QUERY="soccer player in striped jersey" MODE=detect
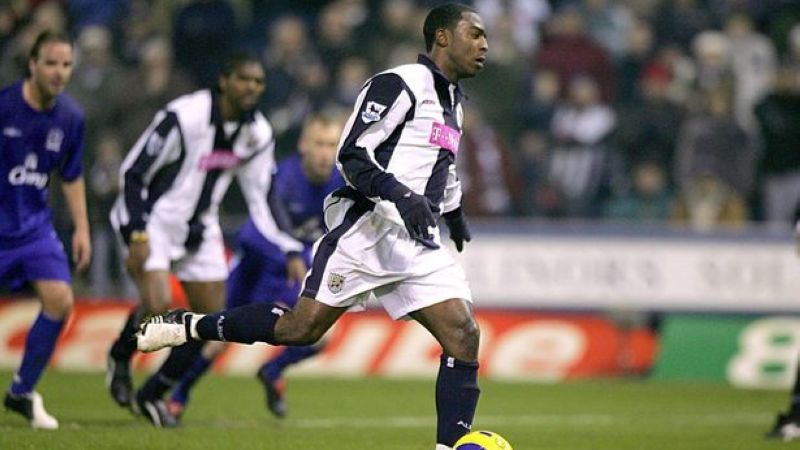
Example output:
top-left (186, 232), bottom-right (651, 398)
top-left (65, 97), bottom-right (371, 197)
top-left (1, 31), bottom-right (90, 429)
top-left (107, 53), bottom-right (305, 427)
top-left (166, 112), bottom-right (345, 419)
top-left (138, 4), bottom-right (487, 447)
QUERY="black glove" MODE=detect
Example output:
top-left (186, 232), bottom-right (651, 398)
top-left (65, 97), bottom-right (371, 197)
top-left (443, 207), bottom-right (471, 252)
top-left (394, 190), bottom-right (439, 249)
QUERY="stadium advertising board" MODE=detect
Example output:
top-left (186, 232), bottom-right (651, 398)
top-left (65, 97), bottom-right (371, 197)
top-left (655, 315), bottom-right (800, 389)
top-left (459, 234), bottom-right (800, 312)
top-left (0, 301), bottom-right (656, 381)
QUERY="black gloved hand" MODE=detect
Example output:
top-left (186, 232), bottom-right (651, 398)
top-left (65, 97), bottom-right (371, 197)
top-left (394, 190), bottom-right (438, 248)
top-left (443, 207), bottom-right (471, 252)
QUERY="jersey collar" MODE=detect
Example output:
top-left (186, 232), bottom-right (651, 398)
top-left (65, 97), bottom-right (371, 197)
top-left (417, 54), bottom-right (464, 102)
top-left (209, 89), bottom-right (256, 125)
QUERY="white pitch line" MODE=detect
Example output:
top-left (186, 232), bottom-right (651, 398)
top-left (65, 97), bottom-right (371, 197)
top-left (284, 412), bottom-right (768, 429)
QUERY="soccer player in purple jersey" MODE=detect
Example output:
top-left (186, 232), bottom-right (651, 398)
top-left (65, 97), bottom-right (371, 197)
top-left (166, 113), bottom-right (345, 419)
top-left (0, 31), bottom-right (91, 429)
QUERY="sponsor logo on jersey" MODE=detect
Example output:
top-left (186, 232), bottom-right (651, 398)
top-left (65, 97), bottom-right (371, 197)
top-left (8, 152), bottom-right (48, 188)
top-left (198, 150), bottom-right (241, 170)
top-left (327, 272), bottom-right (346, 294)
top-left (45, 128), bottom-right (64, 152)
top-left (420, 99), bottom-right (436, 106)
top-left (429, 122), bottom-right (461, 154)
top-left (361, 101), bottom-right (386, 123)
top-left (2, 126), bottom-right (21, 138)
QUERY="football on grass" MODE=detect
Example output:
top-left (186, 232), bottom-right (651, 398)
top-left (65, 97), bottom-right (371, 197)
top-left (454, 430), bottom-right (513, 450)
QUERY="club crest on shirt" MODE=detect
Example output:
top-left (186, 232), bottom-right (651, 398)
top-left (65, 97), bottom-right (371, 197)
top-left (327, 272), bottom-right (346, 294)
top-left (45, 128), bottom-right (63, 152)
top-left (361, 101), bottom-right (386, 123)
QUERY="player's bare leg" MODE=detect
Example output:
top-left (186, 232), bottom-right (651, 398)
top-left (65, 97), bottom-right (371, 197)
top-left (4, 280), bottom-right (73, 430)
top-left (409, 299), bottom-right (481, 449)
top-left (135, 280), bottom-right (225, 427)
top-left (107, 270), bottom-right (171, 408)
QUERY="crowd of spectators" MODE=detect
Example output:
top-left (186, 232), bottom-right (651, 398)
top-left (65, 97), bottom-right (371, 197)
top-left (2, 0), bottom-right (800, 292)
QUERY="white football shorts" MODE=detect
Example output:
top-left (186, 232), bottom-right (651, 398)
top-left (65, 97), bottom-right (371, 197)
top-left (118, 215), bottom-right (228, 282)
top-left (301, 196), bottom-right (472, 320)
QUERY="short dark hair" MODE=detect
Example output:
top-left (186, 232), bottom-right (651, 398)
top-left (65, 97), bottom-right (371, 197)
top-left (29, 30), bottom-right (72, 61)
top-left (423, 3), bottom-right (475, 52)
top-left (220, 51), bottom-right (263, 77)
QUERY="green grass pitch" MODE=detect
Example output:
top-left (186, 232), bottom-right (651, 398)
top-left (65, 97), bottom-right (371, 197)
top-left (0, 370), bottom-right (788, 449)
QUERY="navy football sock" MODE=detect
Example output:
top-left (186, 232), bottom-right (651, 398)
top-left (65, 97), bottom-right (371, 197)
top-left (170, 354), bottom-right (214, 405)
top-left (261, 345), bottom-right (321, 380)
top-left (10, 312), bottom-right (64, 395)
top-left (435, 354), bottom-right (480, 447)
top-left (138, 340), bottom-right (203, 400)
top-left (110, 306), bottom-right (143, 361)
top-left (195, 303), bottom-right (288, 345)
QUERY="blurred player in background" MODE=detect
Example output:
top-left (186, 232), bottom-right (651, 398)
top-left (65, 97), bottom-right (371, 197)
top-left (107, 52), bottom-right (305, 427)
top-left (0, 31), bottom-right (91, 429)
top-left (766, 219), bottom-right (800, 441)
top-left (138, 4), bottom-right (487, 448)
top-left (166, 112), bottom-right (345, 419)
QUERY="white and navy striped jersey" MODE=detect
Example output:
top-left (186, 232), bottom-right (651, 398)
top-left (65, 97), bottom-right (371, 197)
top-left (335, 54), bottom-right (465, 226)
top-left (110, 89), bottom-right (302, 254)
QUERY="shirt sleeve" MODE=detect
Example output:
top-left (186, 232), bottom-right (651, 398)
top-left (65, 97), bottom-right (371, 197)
top-left (237, 141), bottom-right (304, 254)
top-left (337, 72), bottom-right (415, 202)
top-left (118, 110), bottom-right (183, 236)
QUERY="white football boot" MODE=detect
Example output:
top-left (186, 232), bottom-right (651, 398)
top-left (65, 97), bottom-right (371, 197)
top-left (136, 309), bottom-right (194, 352)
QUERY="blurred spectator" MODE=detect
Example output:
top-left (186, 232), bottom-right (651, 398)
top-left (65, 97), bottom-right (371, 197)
top-left (0, 1), bottom-right (67, 85)
top-left (261, 15), bottom-right (327, 150)
top-left (754, 69), bottom-right (800, 225)
top-left (463, 10), bottom-right (528, 139)
top-left (0, 3), bottom-right (19, 52)
top-left (536, 5), bottom-right (616, 102)
top-left (655, 0), bottom-right (715, 51)
top-left (582, 0), bottom-right (635, 60)
top-left (117, 0), bottom-right (171, 64)
top-left (457, 109), bottom-right (523, 217)
top-left (520, 69), bottom-right (561, 132)
top-left (543, 75), bottom-right (618, 217)
top-left (367, 0), bottom-right (421, 70)
top-left (315, 1), bottom-right (359, 71)
top-left (87, 132), bottom-right (126, 296)
top-left (517, 129), bottom-right (557, 216)
top-left (784, 24), bottom-right (800, 71)
top-left (651, 44), bottom-right (696, 105)
top-left (725, 13), bottom-right (778, 135)
top-left (616, 17), bottom-right (656, 104)
top-left (615, 63), bottom-right (686, 183)
top-left (690, 31), bottom-right (735, 110)
top-left (66, 25), bottom-right (126, 154)
top-left (674, 89), bottom-right (756, 199)
top-left (172, 0), bottom-right (237, 88)
top-left (328, 55), bottom-right (370, 108)
top-left (672, 173), bottom-right (748, 231)
top-left (111, 36), bottom-right (195, 150)
top-left (475, 0), bottom-right (551, 55)
top-left (67, 0), bottom-right (125, 33)
top-left (605, 159), bottom-right (674, 222)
